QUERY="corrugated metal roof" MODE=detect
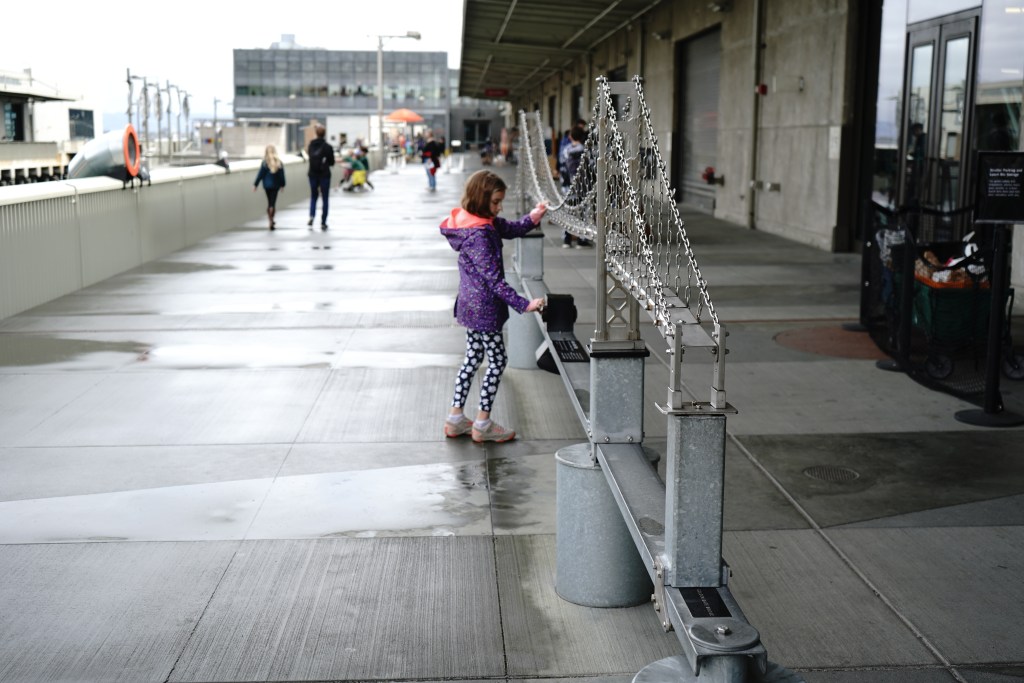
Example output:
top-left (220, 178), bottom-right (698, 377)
top-left (458, 0), bottom-right (664, 99)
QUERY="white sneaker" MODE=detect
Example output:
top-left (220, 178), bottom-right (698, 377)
top-left (472, 421), bottom-right (516, 443)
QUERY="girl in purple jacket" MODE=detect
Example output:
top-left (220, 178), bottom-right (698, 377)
top-left (441, 170), bottom-right (547, 443)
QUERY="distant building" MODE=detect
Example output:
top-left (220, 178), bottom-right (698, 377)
top-left (1, 68), bottom-right (102, 184)
top-left (232, 36), bottom-right (504, 153)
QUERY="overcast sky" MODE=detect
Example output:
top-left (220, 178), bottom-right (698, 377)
top-left (2, 0), bottom-right (465, 120)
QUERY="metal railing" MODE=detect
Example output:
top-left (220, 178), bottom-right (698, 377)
top-left (511, 78), bottom-right (801, 683)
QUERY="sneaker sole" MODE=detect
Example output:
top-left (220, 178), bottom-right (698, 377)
top-left (472, 431), bottom-right (516, 443)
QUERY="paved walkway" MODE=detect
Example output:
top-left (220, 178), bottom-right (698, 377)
top-left (0, 157), bottom-right (1022, 683)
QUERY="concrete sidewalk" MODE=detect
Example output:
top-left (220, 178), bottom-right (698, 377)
top-left (0, 156), bottom-right (1022, 683)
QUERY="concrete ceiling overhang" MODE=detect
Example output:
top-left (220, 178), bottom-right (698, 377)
top-left (458, 0), bottom-right (663, 100)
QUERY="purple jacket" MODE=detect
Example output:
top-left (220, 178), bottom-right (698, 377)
top-left (440, 208), bottom-right (538, 332)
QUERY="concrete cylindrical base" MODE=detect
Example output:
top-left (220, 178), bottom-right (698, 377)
top-left (555, 443), bottom-right (653, 607)
top-left (507, 311), bottom-right (544, 369)
top-left (507, 275), bottom-right (544, 369)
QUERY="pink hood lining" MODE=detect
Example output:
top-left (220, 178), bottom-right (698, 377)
top-left (443, 208), bottom-right (492, 229)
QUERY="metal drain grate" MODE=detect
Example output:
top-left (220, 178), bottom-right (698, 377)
top-left (803, 465), bottom-right (860, 482)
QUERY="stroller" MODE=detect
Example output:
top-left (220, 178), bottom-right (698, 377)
top-left (340, 152), bottom-right (373, 192)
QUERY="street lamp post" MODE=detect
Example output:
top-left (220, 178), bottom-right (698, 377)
top-left (130, 75), bottom-right (150, 154)
top-left (288, 93), bottom-right (297, 153)
top-left (126, 69), bottom-right (134, 130)
top-left (181, 91), bottom-right (191, 150)
top-left (377, 31), bottom-right (421, 157)
top-left (213, 97), bottom-right (221, 157)
top-left (212, 98), bottom-right (233, 159)
top-left (154, 85), bottom-right (164, 162)
top-left (166, 81), bottom-right (177, 156)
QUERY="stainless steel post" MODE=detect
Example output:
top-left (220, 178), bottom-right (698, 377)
top-left (664, 413), bottom-right (726, 587)
top-left (508, 234), bottom-right (545, 369)
top-left (594, 82), bottom-right (609, 342)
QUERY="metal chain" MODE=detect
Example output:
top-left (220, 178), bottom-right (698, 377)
top-left (631, 75), bottom-right (719, 326)
top-left (513, 75), bottom-right (721, 337)
top-left (595, 77), bottom-right (673, 330)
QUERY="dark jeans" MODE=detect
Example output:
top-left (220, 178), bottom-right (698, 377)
top-left (308, 175), bottom-right (331, 223)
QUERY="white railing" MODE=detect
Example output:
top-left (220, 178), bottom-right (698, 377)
top-left (0, 156), bottom-right (305, 320)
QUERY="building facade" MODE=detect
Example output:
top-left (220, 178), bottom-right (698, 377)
top-left (233, 36), bottom-right (504, 155)
top-left (461, 0), bottom-right (1023, 285)
top-left (1, 68), bottom-right (101, 184)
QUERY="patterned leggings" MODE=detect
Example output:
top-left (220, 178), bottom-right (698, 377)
top-left (451, 330), bottom-right (508, 413)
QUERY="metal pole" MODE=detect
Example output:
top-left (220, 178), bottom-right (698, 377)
top-left (155, 85), bottom-right (163, 162)
top-left (213, 97), bottom-right (219, 157)
top-left (376, 32), bottom-right (421, 164)
top-left (166, 81), bottom-right (174, 156)
top-left (154, 85), bottom-right (162, 162)
top-left (174, 86), bottom-right (182, 155)
top-left (594, 80), bottom-right (609, 342)
top-left (141, 78), bottom-right (150, 158)
top-left (377, 36), bottom-right (385, 156)
top-left (182, 92), bottom-right (191, 150)
top-left (126, 69), bottom-right (133, 130)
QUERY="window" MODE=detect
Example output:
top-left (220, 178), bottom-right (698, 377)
top-left (68, 109), bottom-right (94, 140)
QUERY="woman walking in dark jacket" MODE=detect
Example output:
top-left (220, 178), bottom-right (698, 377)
top-left (253, 145), bottom-right (286, 230)
top-left (440, 170), bottom-right (547, 443)
top-left (306, 125), bottom-right (335, 230)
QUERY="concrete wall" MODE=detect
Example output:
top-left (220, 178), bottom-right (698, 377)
top-left (0, 156), bottom-right (305, 321)
top-left (512, 0), bottom-right (850, 253)
top-left (507, 0), bottom-right (1024, 291)
top-left (745, 1), bottom-right (853, 249)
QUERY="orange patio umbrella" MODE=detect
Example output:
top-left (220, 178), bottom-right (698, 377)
top-left (385, 108), bottom-right (425, 123)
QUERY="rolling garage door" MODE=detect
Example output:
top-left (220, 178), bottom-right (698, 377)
top-left (677, 28), bottom-right (721, 212)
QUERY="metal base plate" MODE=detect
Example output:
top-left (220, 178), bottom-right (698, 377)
top-left (954, 408), bottom-right (1024, 427)
top-left (633, 656), bottom-right (804, 683)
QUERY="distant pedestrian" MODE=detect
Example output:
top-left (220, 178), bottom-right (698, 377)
top-left (559, 125), bottom-right (590, 248)
top-left (252, 145), bottom-right (285, 230)
top-left (421, 132), bottom-right (444, 191)
top-left (306, 125), bottom-right (335, 230)
top-left (440, 170), bottom-right (547, 443)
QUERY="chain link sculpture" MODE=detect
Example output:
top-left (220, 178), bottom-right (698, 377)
top-left (515, 76), bottom-right (721, 346)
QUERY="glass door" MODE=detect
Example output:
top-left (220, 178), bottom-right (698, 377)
top-left (899, 15), bottom-right (977, 211)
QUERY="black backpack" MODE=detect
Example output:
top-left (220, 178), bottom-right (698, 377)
top-left (309, 141), bottom-right (332, 175)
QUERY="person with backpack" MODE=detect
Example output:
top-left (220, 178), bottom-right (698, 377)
top-left (421, 132), bottom-right (444, 192)
top-left (306, 125), bottom-right (335, 230)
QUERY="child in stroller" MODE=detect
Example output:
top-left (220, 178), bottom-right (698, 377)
top-left (340, 149), bottom-right (373, 192)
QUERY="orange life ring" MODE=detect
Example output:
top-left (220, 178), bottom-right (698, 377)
top-left (122, 124), bottom-right (141, 177)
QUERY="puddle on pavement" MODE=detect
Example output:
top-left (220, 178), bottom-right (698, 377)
top-left (144, 343), bottom-right (334, 369)
top-left (252, 461), bottom-right (491, 539)
top-left (335, 351), bottom-right (461, 369)
top-left (0, 462), bottom-right (493, 543)
top-left (0, 337), bottom-right (150, 368)
top-left (174, 294), bottom-right (453, 315)
top-left (0, 479), bottom-right (268, 544)
top-left (141, 345), bottom-right (457, 369)
top-left (265, 262), bottom-right (334, 272)
top-left (134, 262), bottom-right (235, 274)
top-left (487, 456), bottom-right (554, 532)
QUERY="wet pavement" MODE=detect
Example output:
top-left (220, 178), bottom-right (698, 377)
top-left (0, 156), bottom-right (1023, 683)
